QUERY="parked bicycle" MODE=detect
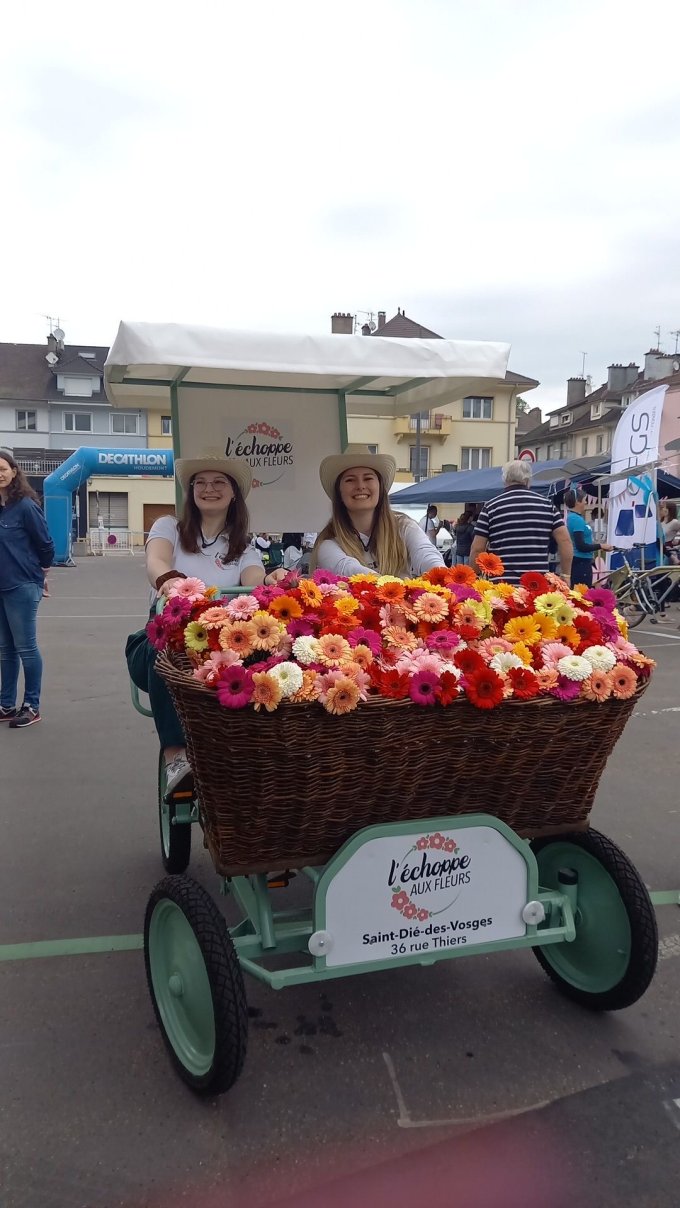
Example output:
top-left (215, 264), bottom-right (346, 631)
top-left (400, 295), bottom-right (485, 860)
top-left (603, 546), bottom-right (680, 628)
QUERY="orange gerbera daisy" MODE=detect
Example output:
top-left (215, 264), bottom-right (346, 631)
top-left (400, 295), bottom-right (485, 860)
top-left (251, 671), bottom-right (283, 712)
top-left (609, 663), bottom-right (638, 700)
top-left (290, 669), bottom-right (321, 703)
top-left (269, 594), bottom-right (303, 622)
top-left (316, 633), bottom-right (351, 665)
top-left (383, 625), bottom-right (419, 651)
top-left (348, 643), bottom-right (374, 669)
top-left (324, 676), bottom-right (361, 715)
top-left (582, 671), bottom-right (611, 703)
top-left (298, 580), bottom-right (323, 608)
top-left (476, 552), bottom-right (505, 577)
top-left (414, 592), bottom-right (450, 623)
top-left (535, 666), bottom-right (559, 690)
top-left (251, 610), bottom-right (284, 651)
top-left (376, 580), bottom-right (406, 604)
top-left (218, 619), bottom-right (257, 657)
top-left (423, 566), bottom-right (453, 587)
top-left (554, 623), bottom-right (580, 649)
top-left (448, 564), bottom-right (477, 586)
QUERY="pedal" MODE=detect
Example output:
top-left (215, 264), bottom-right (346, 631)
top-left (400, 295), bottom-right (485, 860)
top-left (267, 871), bottom-right (296, 889)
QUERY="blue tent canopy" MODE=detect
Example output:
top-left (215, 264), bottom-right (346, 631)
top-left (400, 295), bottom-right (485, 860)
top-left (391, 459), bottom-right (680, 506)
top-left (390, 460), bottom-right (571, 505)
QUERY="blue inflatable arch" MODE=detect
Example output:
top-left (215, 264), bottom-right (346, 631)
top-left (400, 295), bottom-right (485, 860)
top-left (44, 447), bottom-right (175, 565)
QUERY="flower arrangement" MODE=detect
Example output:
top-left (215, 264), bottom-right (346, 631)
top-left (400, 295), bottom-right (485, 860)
top-left (148, 561), bottom-right (653, 715)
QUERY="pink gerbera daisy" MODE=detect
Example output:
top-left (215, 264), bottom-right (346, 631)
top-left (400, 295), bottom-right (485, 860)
top-left (347, 627), bottom-right (381, 655)
top-left (540, 641), bottom-right (575, 667)
top-left (426, 629), bottom-right (461, 654)
top-left (146, 614), bottom-right (168, 650)
top-left (225, 594), bottom-right (259, 619)
top-left (550, 675), bottom-right (581, 702)
top-left (167, 577), bottom-right (207, 601)
top-left (409, 670), bottom-right (440, 706)
top-left (215, 665), bottom-right (253, 708)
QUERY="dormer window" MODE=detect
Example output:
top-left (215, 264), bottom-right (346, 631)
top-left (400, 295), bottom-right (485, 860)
top-left (549, 414), bottom-right (559, 428)
top-left (591, 402), bottom-right (602, 419)
top-left (560, 413), bottom-right (571, 426)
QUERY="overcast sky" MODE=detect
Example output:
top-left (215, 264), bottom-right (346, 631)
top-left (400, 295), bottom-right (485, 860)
top-left (2, 0), bottom-right (679, 413)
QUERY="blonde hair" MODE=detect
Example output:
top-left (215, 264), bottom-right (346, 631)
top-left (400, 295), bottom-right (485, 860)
top-left (312, 472), bottom-right (410, 576)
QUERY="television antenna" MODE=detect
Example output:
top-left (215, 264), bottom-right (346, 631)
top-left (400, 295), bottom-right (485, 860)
top-left (670, 329), bottom-right (680, 354)
top-left (354, 310), bottom-right (377, 333)
top-left (580, 351), bottom-right (587, 377)
top-left (653, 325), bottom-right (662, 350)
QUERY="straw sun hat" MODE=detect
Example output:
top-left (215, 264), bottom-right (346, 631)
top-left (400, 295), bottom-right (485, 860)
top-left (319, 444), bottom-right (396, 498)
top-left (175, 455), bottom-right (252, 499)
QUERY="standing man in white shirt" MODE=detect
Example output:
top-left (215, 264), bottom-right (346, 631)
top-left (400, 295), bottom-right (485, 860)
top-left (420, 504), bottom-right (440, 544)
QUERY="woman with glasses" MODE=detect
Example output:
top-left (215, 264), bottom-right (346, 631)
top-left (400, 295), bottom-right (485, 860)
top-left (127, 456), bottom-right (285, 795)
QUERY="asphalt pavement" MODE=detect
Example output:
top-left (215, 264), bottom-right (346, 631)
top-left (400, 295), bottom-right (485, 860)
top-left (1, 555), bottom-right (679, 1208)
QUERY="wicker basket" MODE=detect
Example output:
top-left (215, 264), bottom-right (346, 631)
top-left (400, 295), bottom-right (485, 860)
top-left (157, 650), bottom-right (648, 876)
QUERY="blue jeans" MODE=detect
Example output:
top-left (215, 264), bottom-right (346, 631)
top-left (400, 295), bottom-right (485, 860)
top-left (0, 583), bottom-right (44, 710)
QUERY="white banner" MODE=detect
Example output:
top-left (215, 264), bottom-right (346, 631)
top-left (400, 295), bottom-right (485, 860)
top-left (176, 387), bottom-right (341, 531)
top-left (607, 384), bottom-right (667, 550)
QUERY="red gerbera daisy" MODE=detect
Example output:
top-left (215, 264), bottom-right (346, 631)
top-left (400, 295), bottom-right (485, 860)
top-left (507, 666), bottom-right (540, 700)
top-left (573, 614), bottom-right (603, 645)
top-left (436, 670), bottom-right (460, 705)
top-left (465, 666), bottom-right (505, 709)
top-left (370, 666), bottom-right (410, 699)
top-left (453, 648), bottom-right (485, 676)
top-left (519, 571), bottom-right (551, 594)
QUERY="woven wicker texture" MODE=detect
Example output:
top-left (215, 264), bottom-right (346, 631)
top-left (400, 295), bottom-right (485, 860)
top-left (157, 651), bottom-right (648, 876)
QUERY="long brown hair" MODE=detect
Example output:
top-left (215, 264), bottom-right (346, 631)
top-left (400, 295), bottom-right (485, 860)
top-left (312, 471), bottom-right (410, 576)
top-left (176, 474), bottom-right (250, 563)
top-left (0, 451), bottom-right (39, 505)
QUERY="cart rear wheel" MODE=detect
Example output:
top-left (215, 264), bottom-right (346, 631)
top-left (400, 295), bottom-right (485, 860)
top-left (531, 829), bottom-right (657, 1010)
top-left (158, 752), bottom-right (192, 874)
top-left (144, 875), bottom-right (248, 1094)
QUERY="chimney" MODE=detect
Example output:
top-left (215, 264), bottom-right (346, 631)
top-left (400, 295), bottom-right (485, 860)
top-left (607, 363), bottom-right (631, 393)
top-left (47, 333), bottom-right (58, 355)
top-left (361, 323), bottom-right (372, 336)
top-left (377, 311), bottom-right (386, 330)
top-left (623, 363), bottom-right (639, 388)
top-left (644, 350), bottom-right (674, 381)
top-left (331, 312), bottom-right (354, 335)
top-left (566, 377), bottom-right (587, 406)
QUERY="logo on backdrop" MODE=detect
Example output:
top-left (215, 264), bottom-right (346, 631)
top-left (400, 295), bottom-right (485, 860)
top-left (387, 830), bottom-right (472, 922)
top-left (224, 420), bottom-right (294, 488)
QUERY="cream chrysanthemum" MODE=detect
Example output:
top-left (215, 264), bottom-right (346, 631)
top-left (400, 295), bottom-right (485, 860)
top-left (581, 645), bottom-right (617, 673)
top-left (269, 661), bottom-right (304, 698)
top-left (556, 654), bottom-right (592, 682)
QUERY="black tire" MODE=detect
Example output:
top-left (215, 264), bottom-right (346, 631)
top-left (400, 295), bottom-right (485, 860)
top-left (619, 584), bottom-right (650, 628)
top-left (531, 828), bottom-right (658, 1011)
top-left (158, 751), bottom-right (192, 874)
top-left (144, 875), bottom-right (248, 1094)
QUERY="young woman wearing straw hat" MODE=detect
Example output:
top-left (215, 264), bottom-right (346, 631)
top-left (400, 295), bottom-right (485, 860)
top-left (314, 445), bottom-right (444, 578)
top-left (127, 455), bottom-right (285, 795)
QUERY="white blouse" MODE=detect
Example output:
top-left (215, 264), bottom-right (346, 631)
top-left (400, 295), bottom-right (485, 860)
top-left (147, 515), bottom-right (264, 600)
top-left (316, 516), bottom-right (445, 578)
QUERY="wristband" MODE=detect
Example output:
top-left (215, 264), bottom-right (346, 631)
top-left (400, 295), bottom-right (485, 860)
top-left (155, 570), bottom-right (187, 591)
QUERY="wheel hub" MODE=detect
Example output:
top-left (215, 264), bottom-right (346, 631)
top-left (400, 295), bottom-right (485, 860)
top-left (169, 972), bottom-right (184, 997)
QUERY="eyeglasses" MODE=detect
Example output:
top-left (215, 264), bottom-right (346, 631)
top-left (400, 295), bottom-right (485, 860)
top-left (193, 477), bottom-right (231, 491)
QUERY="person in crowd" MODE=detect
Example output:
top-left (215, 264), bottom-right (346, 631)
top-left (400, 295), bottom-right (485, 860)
top-left (469, 459), bottom-right (573, 584)
top-left (313, 444), bottom-right (445, 578)
top-left (453, 505), bottom-right (476, 564)
top-left (420, 504), bottom-right (440, 544)
top-left (659, 501), bottom-right (680, 563)
top-left (282, 532), bottom-right (304, 570)
top-left (0, 452), bottom-right (55, 728)
top-left (564, 488), bottom-right (612, 588)
top-left (126, 457), bottom-right (285, 796)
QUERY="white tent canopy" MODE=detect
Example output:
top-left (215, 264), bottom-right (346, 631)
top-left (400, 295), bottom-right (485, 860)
top-left (103, 321), bottom-right (510, 531)
top-left (104, 321), bottom-right (510, 417)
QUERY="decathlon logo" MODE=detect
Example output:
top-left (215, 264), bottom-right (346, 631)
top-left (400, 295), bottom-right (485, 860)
top-left (97, 453), bottom-right (170, 468)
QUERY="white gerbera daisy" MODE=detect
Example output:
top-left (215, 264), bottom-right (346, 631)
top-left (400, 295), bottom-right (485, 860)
top-left (291, 635), bottom-right (320, 666)
top-left (556, 654), bottom-right (592, 682)
top-left (269, 661), bottom-right (304, 698)
top-left (489, 652), bottom-right (525, 675)
top-left (581, 645), bottom-right (616, 673)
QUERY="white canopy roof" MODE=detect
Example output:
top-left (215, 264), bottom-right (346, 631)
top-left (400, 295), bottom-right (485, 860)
top-left (104, 321), bottom-right (511, 417)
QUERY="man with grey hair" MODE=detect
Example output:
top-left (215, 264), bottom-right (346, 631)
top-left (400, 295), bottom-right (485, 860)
top-left (469, 459), bottom-right (572, 584)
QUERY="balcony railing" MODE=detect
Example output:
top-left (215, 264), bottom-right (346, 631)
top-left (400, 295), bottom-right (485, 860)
top-left (393, 413), bottom-right (452, 441)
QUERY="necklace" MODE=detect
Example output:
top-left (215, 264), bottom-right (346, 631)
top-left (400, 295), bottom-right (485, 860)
top-left (200, 529), bottom-right (223, 549)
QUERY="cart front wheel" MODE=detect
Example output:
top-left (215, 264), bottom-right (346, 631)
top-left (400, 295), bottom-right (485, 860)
top-left (531, 828), bottom-right (657, 1010)
top-left (158, 752), bottom-right (192, 874)
top-left (144, 875), bottom-right (248, 1094)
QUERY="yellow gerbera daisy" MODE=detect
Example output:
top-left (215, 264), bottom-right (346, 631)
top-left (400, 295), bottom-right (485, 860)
top-left (534, 591), bottom-right (567, 614)
top-left (512, 641), bottom-right (534, 665)
top-left (334, 595), bottom-right (360, 616)
top-left (554, 623), bottom-right (580, 648)
top-left (552, 602), bottom-right (576, 627)
top-left (503, 615), bottom-right (542, 645)
top-left (532, 612), bottom-right (558, 640)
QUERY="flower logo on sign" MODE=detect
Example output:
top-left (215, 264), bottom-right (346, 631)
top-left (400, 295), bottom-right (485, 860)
top-left (224, 420), bottom-right (294, 488)
top-left (389, 832), bottom-right (465, 921)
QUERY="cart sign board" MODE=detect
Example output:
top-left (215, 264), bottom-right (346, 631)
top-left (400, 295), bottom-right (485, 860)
top-left (176, 387), bottom-right (338, 530)
top-left (321, 822), bottom-right (528, 969)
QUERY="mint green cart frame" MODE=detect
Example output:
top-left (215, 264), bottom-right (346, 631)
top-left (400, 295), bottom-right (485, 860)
top-left (106, 323), bottom-right (673, 1096)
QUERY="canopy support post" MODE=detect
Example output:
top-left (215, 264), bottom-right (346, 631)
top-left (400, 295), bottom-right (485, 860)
top-left (338, 391), bottom-right (348, 451)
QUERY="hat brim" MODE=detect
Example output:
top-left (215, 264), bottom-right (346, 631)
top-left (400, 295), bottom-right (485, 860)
top-left (175, 457), bottom-right (252, 499)
top-left (320, 452), bottom-right (396, 498)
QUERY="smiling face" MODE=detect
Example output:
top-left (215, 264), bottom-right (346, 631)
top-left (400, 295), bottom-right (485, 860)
top-left (337, 466), bottom-right (381, 516)
top-left (0, 458), bottom-right (18, 496)
top-left (191, 472), bottom-right (235, 518)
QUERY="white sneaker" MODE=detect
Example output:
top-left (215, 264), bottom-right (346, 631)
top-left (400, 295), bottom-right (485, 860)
top-left (164, 754), bottom-right (194, 798)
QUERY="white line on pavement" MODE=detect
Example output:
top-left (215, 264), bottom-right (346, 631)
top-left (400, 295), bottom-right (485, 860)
top-left (40, 614), bottom-right (147, 620)
top-left (633, 707), bottom-right (680, 718)
top-left (637, 629), bottom-right (680, 641)
top-left (658, 935), bottom-right (680, 961)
